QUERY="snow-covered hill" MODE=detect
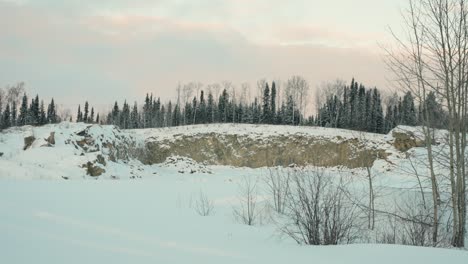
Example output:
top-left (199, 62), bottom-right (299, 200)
top-left (0, 122), bottom-right (408, 179)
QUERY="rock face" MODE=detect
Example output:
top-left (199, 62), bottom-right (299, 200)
top-left (392, 130), bottom-right (425, 152)
top-left (143, 134), bottom-right (389, 169)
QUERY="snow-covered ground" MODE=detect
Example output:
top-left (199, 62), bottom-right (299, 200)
top-left (1, 173), bottom-right (467, 264)
top-left (0, 123), bottom-right (467, 263)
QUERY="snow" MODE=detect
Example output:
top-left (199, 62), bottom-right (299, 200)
top-left (1, 177), bottom-right (467, 264)
top-left (132, 123), bottom-right (389, 144)
top-left (1, 122), bottom-right (467, 263)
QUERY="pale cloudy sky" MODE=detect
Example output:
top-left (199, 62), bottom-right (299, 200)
top-left (0, 0), bottom-right (407, 111)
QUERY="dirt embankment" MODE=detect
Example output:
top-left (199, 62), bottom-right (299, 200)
top-left (141, 134), bottom-right (390, 169)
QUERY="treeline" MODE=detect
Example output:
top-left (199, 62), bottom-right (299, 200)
top-left (101, 81), bottom-right (303, 129)
top-left (315, 79), bottom-right (446, 133)
top-left (76, 101), bottom-right (100, 124)
top-left (0, 86), bottom-right (59, 130)
top-left (1, 78), bottom-right (447, 134)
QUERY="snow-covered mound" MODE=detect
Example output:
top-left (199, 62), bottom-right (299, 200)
top-left (161, 156), bottom-right (212, 174)
top-left (0, 122), bottom-right (143, 180)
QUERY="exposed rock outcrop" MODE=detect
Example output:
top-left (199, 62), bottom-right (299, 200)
top-left (392, 130), bottom-right (425, 152)
top-left (84, 161), bottom-right (106, 177)
top-left (143, 134), bottom-right (390, 169)
top-left (23, 136), bottom-right (35, 150)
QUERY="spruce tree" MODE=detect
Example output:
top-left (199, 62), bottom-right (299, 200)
top-left (167, 102), bottom-right (173, 127)
top-left (89, 107), bottom-right (95, 124)
top-left (11, 101), bottom-right (17, 127)
top-left (402, 92), bottom-right (417, 126)
top-left (111, 101), bottom-right (120, 126)
top-left (262, 83), bottom-right (270, 123)
top-left (271, 82), bottom-right (277, 124)
top-left (207, 92), bottom-right (215, 123)
top-left (77, 105), bottom-right (83, 123)
top-left (160, 105), bottom-right (166, 127)
top-left (39, 100), bottom-right (46, 125)
top-left (199, 90), bottom-right (206, 124)
top-left (120, 101), bottom-right (130, 129)
top-left (2, 103), bottom-right (11, 129)
top-left (218, 89), bottom-right (229, 123)
top-left (130, 102), bottom-right (139, 129)
top-left (47, 98), bottom-right (57, 124)
top-left (83, 101), bottom-right (89, 123)
top-left (143, 94), bottom-right (151, 128)
top-left (18, 93), bottom-right (28, 126)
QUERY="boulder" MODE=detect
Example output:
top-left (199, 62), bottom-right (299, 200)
top-left (23, 136), bottom-right (35, 150)
top-left (96, 154), bottom-right (107, 166)
top-left (46, 132), bottom-right (55, 145)
top-left (84, 162), bottom-right (106, 177)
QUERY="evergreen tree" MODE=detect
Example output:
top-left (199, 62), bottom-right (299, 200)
top-left (89, 107), bottom-right (95, 124)
top-left (218, 89), bottom-right (229, 123)
top-left (172, 103), bottom-right (183, 127)
top-left (96, 113), bottom-right (100, 124)
top-left (39, 100), bottom-right (46, 125)
top-left (11, 101), bottom-right (17, 127)
top-left (199, 90), bottom-right (206, 124)
top-left (110, 101), bottom-right (120, 126)
top-left (285, 95), bottom-right (295, 125)
top-left (160, 105), bottom-right (166, 127)
top-left (372, 89), bottom-right (384, 133)
top-left (28, 95), bottom-right (40, 125)
top-left (2, 103), bottom-right (11, 129)
top-left (422, 91), bottom-right (446, 128)
top-left (120, 101), bottom-right (130, 129)
top-left (357, 84), bottom-right (366, 130)
top-left (77, 105), bottom-right (83, 123)
top-left (401, 92), bottom-right (417, 126)
top-left (130, 102), bottom-right (139, 129)
top-left (83, 101), bottom-right (89, 123)
top-left (153, 98), bottom-right (161, 128)
top-left (262, 83), bottom-right (270, 123)
top-left (18, 93), bottom-right (28, 126)
top-left (191, 96), bottom-right (198, 124)
top-left (207, 92), bottom-right (215, 123)
top-left (46, 98), bottom-right (57, 124)
top-left (143, 94), bottom-right (151, 128)
top-left (271, 82), bottom-right (277, 124)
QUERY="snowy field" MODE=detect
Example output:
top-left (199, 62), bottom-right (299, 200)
top-left (1, 123), bottom-right (467, 263)
top-left (1, 170), bottom-right (468, 264)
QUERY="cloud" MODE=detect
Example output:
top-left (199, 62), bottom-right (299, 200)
top-left (0, 0), bottom-right (391, 113)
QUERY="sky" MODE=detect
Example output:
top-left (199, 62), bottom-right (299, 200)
top-left (0, 0), bottom-right (407, 113)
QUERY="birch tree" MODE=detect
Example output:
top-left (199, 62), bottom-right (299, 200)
top-left (385, 0), bottom-right (467, 247)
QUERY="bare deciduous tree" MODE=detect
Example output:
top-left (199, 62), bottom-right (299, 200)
top-left (194, 190), bottom-right (215, 216)
top-left (315, 79), bottom-right (346, 113)
top-left (233, 175), bottom-right (261, 226)
top-left (384, 0), bottom-right (466, 247)
top-left (285, 76), bottom-right (310, 124)
top-left (281, 168), bottom-right (357, 245)
top-left (264, 168), bottom-right (290, 214)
